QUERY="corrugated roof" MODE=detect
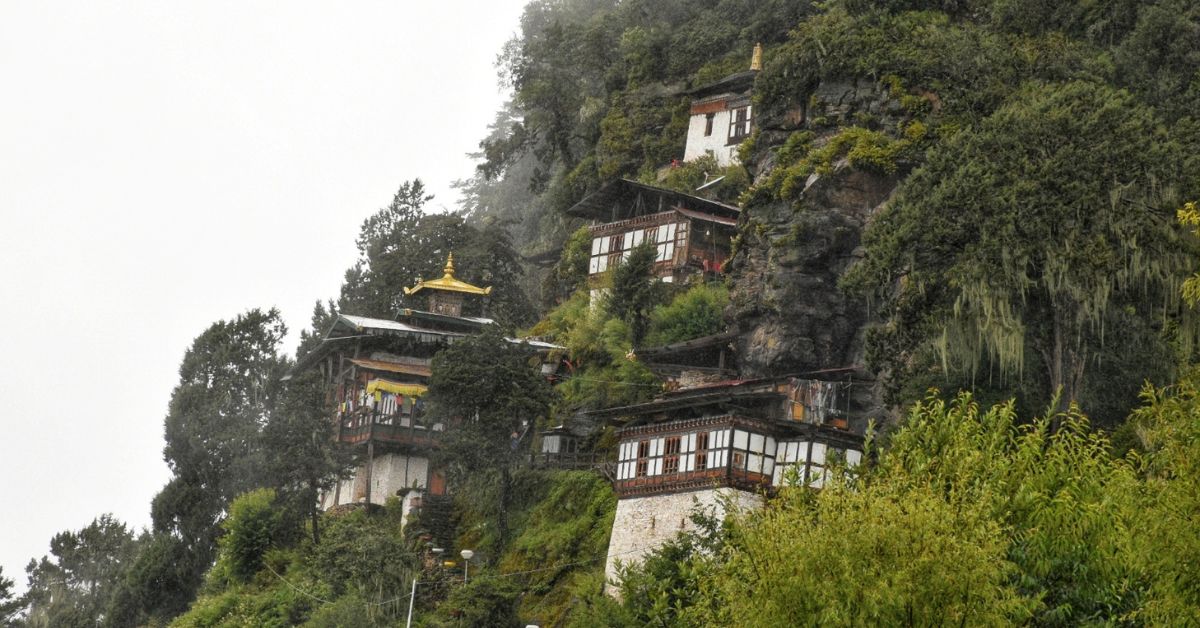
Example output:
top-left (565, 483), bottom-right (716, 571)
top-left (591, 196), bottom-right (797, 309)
top-left (286, 313), bottom-right (562, 380)
top-left (337, 314), bottom-right (463, 337)
top-left (398, 308), bottom-right (494, 328)
top-left (566, 179), bottom-right (741, 222)
top-left (675, 206), bottom-right (738, 227)
top-left (512, 337), bottom-right (564, 350)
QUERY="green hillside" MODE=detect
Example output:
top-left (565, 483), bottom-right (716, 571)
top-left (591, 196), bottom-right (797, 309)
top-left (7, 0), bottom-right (1200, 626)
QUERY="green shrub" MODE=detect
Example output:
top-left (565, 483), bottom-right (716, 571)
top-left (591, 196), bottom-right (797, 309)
top-left (221, 489), bottom-right (284, 584)
top-left (646, 283), bottom-right (730, 346)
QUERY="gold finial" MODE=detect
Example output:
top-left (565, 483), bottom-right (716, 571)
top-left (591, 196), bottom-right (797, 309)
top-left (750, 42), bottom-right (763, 71)
top-left (404, 251), bottom-right (492, 296)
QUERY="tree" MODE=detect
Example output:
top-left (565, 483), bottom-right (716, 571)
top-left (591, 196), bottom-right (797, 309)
top-left (22, 515), bottom-right (139, 628)
top-left (849, 80), bottom-right (1195, 416)
top-left (646, 282), bottom-right (729, 346)
top-left (339, 180), bottom-right (535, 328)
top-left (104, 533), bottom-right (197, 626)
top-left (426, 578), bottom-right (521, 628)
top-left (0, 567), bottom-right (23, 627)
top-left (1179, 199), bottom-right (1200, 306)
top-left (607, 241), bottom-right (661, 347)
top-left (217, 489), bottom-right (285, 583)
top-left (265, 367), bottom-right (354, 546)
top-left (428, 328), bottom-right (555, 549)
top-left (1126, 368), bottom-right (1200, 624)
top-left (657, 393), bottom-right (1145, 626)
top-left (702, 478), bottom-right (1027, 626)
top-left (139, 308), bottom-right (288, 619)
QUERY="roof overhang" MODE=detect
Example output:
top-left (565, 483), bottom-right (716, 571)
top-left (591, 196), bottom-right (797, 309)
top-left (565, 179), bottom-right (741, 223)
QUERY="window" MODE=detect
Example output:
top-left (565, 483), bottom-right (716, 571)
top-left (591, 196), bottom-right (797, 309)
top-left (663, 436), bottom-right (681, 474)
top-left (729, 429), bottom-right (776, 477)
top-left (636, 440), bottom-right (649, 477)
top-left (695, 431), bottom-right (709, 471)
top-left (704, 112), bottom-right (715, 136)
top-left (728, 106), bottom-right (751, 144)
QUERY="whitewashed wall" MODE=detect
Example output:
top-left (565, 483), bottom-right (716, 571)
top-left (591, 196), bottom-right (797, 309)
top-left (319, 452), bottom-right (430, 511)
top-left (603, 488), bottom-right (762, 597)
top-left (683, 109), bottom-right (741, 166)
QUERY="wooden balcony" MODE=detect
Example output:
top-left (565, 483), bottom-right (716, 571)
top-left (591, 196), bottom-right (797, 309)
top-left (337, 410), bottom-right (442, 450)
top-left (613, 466), bottom-right (771, 498)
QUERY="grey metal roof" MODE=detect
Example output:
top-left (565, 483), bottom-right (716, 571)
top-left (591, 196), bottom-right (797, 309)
top-left (286, 313), bottom-right (562, 380)
top-left (565, 178), bottom-right (741, 222)
top-left (687, 69), bottom-right (757, 99)
top-left (336, 314), bottom-right (464, 337)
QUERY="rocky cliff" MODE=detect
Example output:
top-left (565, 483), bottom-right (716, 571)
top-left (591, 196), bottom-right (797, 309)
top-left (727, 78), bottom-right (918, 423)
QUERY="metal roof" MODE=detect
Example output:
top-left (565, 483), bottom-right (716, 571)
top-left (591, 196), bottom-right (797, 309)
top-left (403, 253), bottom-right (492, 296)
top-left (397, 308), bottom-right (494, 330)
top-left (687, 69), bottom-right (756, 99)
top-left (674, 206), bottom-right (738, 227)
top-left (565, 179), bottom-right (741, 222)
top-left (335, 314), bottom-right (464, 338)
top-left (286, 313), bottom-right (562, 380)
top-left (513, 337), bottom-right (563, 350)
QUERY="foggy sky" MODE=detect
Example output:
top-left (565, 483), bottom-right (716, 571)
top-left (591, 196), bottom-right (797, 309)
top-left (0, 1), bottom-right (528, 591)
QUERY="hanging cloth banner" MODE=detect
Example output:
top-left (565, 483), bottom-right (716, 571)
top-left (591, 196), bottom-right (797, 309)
top-left (366, 379), bottom-right (428, 397)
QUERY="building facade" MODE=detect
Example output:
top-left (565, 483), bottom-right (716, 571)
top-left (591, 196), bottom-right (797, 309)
top-left (288, 255), bottom-right (557, 525)
top-left (595, 375), bottom-right (865, 592)
top-left (566, 179), bottom-right (740, 286)
top-left (681, 44), bottom-right (760, 166)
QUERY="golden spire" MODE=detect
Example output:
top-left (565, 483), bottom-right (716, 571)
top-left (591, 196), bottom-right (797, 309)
top-left (750, 42), bottom-right (763, 71)
top-left (404, 252), bottom-right (493, 296)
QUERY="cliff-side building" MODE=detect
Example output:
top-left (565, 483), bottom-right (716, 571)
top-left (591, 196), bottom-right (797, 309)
top-left (594, 357), bottom-right (865, 591)
top-left (566, 179), bottom-right (740, 285)
top-left (288, 254), bottom-right (557, 524)
top-left (682, 43), bottom-right (761, 166)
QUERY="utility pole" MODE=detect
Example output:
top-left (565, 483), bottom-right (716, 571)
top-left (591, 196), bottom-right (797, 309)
top-left (406, 578), bottom-right (417, 628)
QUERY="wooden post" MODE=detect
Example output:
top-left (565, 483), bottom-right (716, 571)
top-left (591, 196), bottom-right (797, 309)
top-left (365, 439), bottom-right (374, 508)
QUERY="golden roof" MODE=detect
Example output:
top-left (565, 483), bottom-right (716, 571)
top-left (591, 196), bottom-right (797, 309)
top-left (403, 253), bottom-right (493, 296)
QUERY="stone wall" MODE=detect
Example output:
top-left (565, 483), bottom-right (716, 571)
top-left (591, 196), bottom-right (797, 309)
top-left (320, 452), bottom-right (430, 510)
top-left (603, 488), bottom-right (762, 596)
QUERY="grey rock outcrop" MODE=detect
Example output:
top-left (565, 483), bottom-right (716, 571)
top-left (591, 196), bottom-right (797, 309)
top-left (726, 78), bottom-right (912, 422)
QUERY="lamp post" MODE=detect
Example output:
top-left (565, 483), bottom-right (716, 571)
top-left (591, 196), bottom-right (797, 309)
top-left (460, 549), bottom-right (474, 583)
top-left (405, 578), bottom-right (417, 628)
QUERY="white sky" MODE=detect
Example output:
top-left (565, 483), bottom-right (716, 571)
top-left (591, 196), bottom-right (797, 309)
top-left (0, 1), bottom-right (528, 591)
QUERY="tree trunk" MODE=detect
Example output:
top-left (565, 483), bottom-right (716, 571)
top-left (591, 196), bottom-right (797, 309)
top-left (308, 476), bottom-right (321, 545)
top-left (1051, 304), bottom-right (1067, 411)
top-left (1047, 301), bottom-right (1087, 416)
top-left (498, 466), bottom-right (511, 550)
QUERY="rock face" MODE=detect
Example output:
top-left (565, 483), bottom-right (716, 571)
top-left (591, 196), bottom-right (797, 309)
top-left (727, 78), bottom-right (909, 422)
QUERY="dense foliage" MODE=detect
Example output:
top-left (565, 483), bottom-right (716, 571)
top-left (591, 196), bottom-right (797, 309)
top-left (339, 179), bottom-right (536, 329)
top-left (590, 388), bottom-right (1200, 626)
top-left (645, 282), bottom-right (729, 347)
top-left (21, 516), bottom-right (140, 628)
top-left (846, 79), bottom-right (1195, 421)
top-left (12, 0), bottom-right (1200, 626)
top-left (429, 328), bottom-right (556, 548)
top-left (0, 569), bottom-right (18, 628)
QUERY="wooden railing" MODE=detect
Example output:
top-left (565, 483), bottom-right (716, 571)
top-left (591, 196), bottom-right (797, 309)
top-left (529, 451), bottom-right (616, 481)
top-left (338, 410), bottom-right (443, 448)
